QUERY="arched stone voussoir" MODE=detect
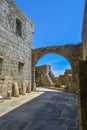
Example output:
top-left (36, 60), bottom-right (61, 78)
top-left (32, 43), bottom-right (82, 67)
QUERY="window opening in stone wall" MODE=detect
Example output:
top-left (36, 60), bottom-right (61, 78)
top-left (18, 62), bottom-right (24, 75)
top-left (0, 58), bottom-right (3, 75)
top-left (16, 19), bottom-right (22, 36)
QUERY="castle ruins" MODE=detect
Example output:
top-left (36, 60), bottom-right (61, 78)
top-left (0, 0), bottom-right (87, 129)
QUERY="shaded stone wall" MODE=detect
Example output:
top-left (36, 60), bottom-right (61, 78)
top-left (79, 1), bottom-right (87, 128)
top-left (0, 0), bottom-right (34, 96)
top-left (78, 61), bottom-right (87, 130)
top-left (82, 0), bottom-right (87, 60)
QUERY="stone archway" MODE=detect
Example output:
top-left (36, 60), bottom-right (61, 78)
top-left (32, 43), bottom-right (82, 92)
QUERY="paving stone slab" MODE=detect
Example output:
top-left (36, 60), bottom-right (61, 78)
top-left (66, 119), bottom-right (76, 127)
top-left (42, 124), bottom-right (67, 130)
top-left (48, 117), bottom-right (66, 126)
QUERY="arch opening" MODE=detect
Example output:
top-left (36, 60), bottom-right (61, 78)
top-left (35, 53), bottom-right (72, 90)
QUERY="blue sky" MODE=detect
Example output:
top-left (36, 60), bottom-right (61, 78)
top-left (14, 0), bottom-right (85, 76)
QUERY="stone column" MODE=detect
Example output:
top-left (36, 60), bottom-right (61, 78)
top-left (78, 61), bottom-right (87, 130)
top-left (32, 66), bottom-right (36, 91)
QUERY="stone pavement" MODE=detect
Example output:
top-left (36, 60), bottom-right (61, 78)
top-left (0, 87), bottom-right (79, 130)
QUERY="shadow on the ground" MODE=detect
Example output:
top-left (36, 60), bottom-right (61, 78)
top-left (0, 90), bottom-right (79, 130)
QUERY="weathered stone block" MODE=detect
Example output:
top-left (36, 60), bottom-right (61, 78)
top-left (0, 83), bottom-right (12, 96)
top-left (12, 82), bottom-right (19, 97)
top-left (20, 83), bottom-right (26, 95)
top-left (26, 82), bottom-right (31, 93)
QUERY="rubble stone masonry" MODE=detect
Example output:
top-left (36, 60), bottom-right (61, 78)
top-left (35, 65), bottom-right (54, 86)
top-left (35, 65), bottom-right (72, 91)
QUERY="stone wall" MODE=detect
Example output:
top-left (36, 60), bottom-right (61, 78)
top-left (82, 0), bottom-right (87, 60)
top-left (0, 0), bottom-right (34, 97)
top-left (35, 65), bottom-right (54, 86)
top-left (78, 61), bottom-right (87, 130)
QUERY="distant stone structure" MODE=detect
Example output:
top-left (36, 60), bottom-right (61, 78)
top-left (35, 65), bottom-right (72, 90)
top-left (56, 69), bottom-right (72, 88)
top-left (35, 65), bottom-right (54, 87)
top-left (0, 0), bottom-right (34, 97)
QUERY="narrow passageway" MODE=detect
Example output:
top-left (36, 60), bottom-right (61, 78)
top-left (0, 87), bottom-right (79, 130)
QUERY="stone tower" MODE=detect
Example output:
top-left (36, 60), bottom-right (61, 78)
top-left (0, 0), bottom-right (34, 96)
top-left (82, 0), bottom-right (87, 60)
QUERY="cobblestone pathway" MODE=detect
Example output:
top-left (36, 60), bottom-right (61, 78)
top-left (0, 88), bottom-right (79, 130)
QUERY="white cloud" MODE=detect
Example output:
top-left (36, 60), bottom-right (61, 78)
top-left (52, 69), bottom-right (66, 77)
top-left (45, 59), bottom-right (61, 64)
top-left (36, 59), bottom-right (61, 66)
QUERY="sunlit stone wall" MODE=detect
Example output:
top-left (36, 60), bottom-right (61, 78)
top-left (0, 0), bottom-right (34, 96)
